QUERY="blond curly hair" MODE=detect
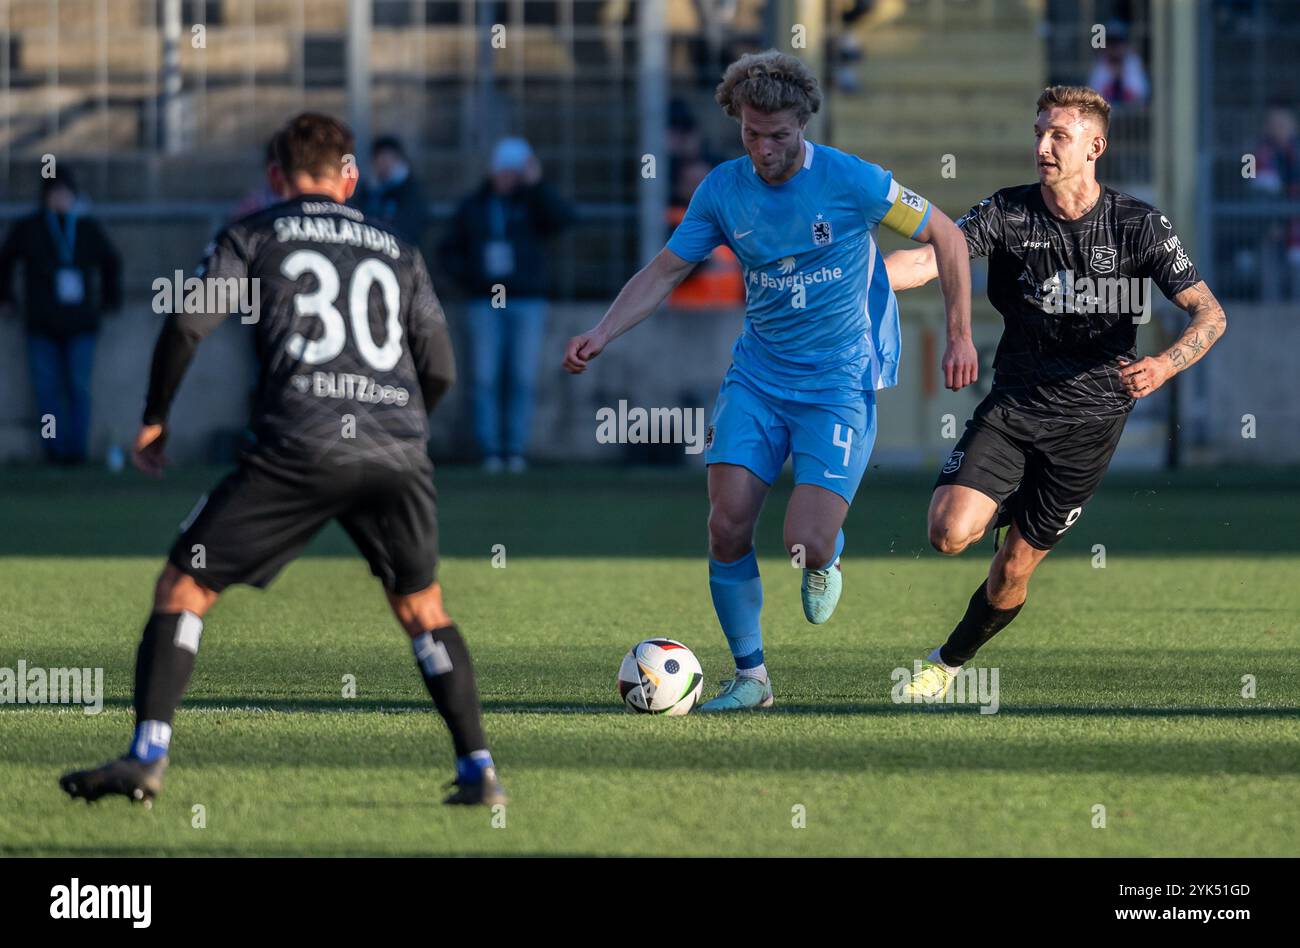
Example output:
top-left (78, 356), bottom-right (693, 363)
top-left (715, 50), bottom-right (822, 125)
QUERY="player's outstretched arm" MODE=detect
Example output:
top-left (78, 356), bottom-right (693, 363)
top-left (1119, 280), bottom-right (1228, 398)
top-left (562, 248), bottom-right (697, 374)
top-left (913, 208), bottom-right (978, 391)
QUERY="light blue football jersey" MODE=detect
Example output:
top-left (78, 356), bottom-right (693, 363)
top-left (666, 140), bottom-right (931, 402)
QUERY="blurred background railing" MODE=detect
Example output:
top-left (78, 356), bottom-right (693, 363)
top-left (1, 0), bottom-right (1297, 468)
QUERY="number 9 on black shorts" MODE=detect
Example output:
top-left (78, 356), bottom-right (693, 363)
top-left (934, 396), bottom-right (1128, 551)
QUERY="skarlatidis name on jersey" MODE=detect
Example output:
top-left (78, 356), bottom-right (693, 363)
top-left (273, 215), bottom-right (402, 260)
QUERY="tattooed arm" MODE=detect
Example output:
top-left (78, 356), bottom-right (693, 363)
top-left (1163, 281), bottom-right (1228, 372)
top-left (1119, 281), bottom-right (1228, 398)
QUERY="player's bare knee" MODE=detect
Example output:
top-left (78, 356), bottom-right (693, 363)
top-left (153, 564), bottom-right (217, 614)
top-left (707, 509), bottom-right (753, 562)
top-left (709, 534), bottom-right (752, 563)
top-left (929, 520), bottom-right (974, 556)
top-left (786, 533), bottom-right (833, 569)
top-left (389, 584), bottom-right (449, 636)
top-left (397, 611), bottom-right (447, 638)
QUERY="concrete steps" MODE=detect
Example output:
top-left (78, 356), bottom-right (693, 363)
top-left (833, 0), bottom-right (1044, 225)
top-left (7, 0), bottom-right (153, 31)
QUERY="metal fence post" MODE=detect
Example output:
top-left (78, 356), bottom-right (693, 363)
top-left (638, 0), bottom-right (667, 267)
top-left (347, 0), bottom-right (372, 167)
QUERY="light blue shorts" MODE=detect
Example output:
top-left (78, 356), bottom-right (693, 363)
top-left (704, 368), bottom-right (877, 503)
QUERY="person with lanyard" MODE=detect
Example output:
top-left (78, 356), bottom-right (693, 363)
top-left (0, 169), bottom-right (122, 464)
top-left (439, 137), bottom-right (575, 473)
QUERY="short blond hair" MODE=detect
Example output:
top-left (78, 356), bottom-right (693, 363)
top-left (1036, 85), bottom-right (1111, 135)
top-left (715, 49), bottom-right (822, 125)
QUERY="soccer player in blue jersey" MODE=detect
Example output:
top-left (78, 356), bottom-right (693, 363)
top-left (563, 50), bottom-right (977, 710)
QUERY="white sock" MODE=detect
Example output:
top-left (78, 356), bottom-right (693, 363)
top-left (737, 663), bottom-right (769, 683)
top-left (927, 647), bottom-right (961, 674)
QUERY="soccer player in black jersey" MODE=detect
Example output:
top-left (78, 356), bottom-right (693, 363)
top-left (885, 86), bottom-right (1228, 698)
top-left (60, 113), bottom-right (505, 806)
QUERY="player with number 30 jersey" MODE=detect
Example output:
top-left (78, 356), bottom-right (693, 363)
top-left (60, 113), bottom-right (506, 809)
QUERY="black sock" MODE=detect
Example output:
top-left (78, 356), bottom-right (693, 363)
top-left (133, 611), bottom-right (203, 724)
top-left (410, 624), bottom-right (486, 758)
top-left (938, 581), bottom-right (1023, 667)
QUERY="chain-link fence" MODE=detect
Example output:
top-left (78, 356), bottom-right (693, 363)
top-left (1202, 0), bottom-right (1300, 302)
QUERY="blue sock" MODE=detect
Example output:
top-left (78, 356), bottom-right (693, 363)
top-left (817, 530), bottom-right (845, 570)
top-left (709, 550), bottom-right (764, 669)
top-left (128, 720), bottom-right (172, 763)
top-left (456, 749), bottom-right (494, 784)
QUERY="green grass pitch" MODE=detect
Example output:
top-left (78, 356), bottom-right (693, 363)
top-left (1, 464), bottom-right (1297, 856)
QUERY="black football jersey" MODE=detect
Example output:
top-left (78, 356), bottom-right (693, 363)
top-left (957, 184), bottom-right (1201, 418)
top-left (144, 194), bottom-right (454, 469)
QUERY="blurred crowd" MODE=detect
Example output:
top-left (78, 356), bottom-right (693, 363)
top-left (3, 0), bottom-right (1297, 468)
top-left (1247, 105), bottom-right (1300, 301)
top-left (0, 131), bottom-right (579, 472)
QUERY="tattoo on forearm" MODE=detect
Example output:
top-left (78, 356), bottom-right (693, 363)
top-left (1162, 282), bottom-right (1227, 375)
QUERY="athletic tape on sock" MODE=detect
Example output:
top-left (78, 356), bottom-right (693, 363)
top-left (173, 611), bottom-right (203, 654)
top-left (413, 632), bottom-right (454, 677)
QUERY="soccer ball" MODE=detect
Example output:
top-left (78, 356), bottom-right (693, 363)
top-left (617, 638), bottom-right (704, 715)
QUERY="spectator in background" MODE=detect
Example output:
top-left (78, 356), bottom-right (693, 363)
top-left (1087, 19), bottom-right (1149, 107)
top-left (667, 98), bottom-right (723, 205)
top-left (0, 169), bottom-right (122, 464)
top-left (355, 134), bottom-right (428, 245)
top-left (440, 137), bottom-right (574, 473)
top-left (668, 98), bottom-right (708, 200)
top-left (1251, 105), bottom-right (1300, 300)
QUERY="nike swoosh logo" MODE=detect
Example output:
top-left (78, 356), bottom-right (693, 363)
top-left (823, 470), bottom-right (847, 480)
top-left (733, 229), bottom-right (754, 239)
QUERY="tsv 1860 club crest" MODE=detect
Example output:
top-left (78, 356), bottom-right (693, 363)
top-left (812, 215), bottom-right (833, 246)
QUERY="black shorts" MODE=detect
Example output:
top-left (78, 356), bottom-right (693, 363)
top-left (168, 452), bottom-right (439, 595)
top-left (934, 394), bottom-right (1128, 550)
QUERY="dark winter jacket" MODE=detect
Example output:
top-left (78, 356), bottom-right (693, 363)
top-left (0, 210), bottom-right (122, 339)
top-left (438, 179), bottom-right (574, 298)
top-left (354, 173), bottom-right (429, 246)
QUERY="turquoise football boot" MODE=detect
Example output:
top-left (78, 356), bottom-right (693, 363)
top-left (697, 675), bottom-right (774, 712)
top-left (801, 558), bottom-right (842, 624)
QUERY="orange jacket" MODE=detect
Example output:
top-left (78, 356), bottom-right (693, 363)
top-left (666, 206), bottom-right (746, 309)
